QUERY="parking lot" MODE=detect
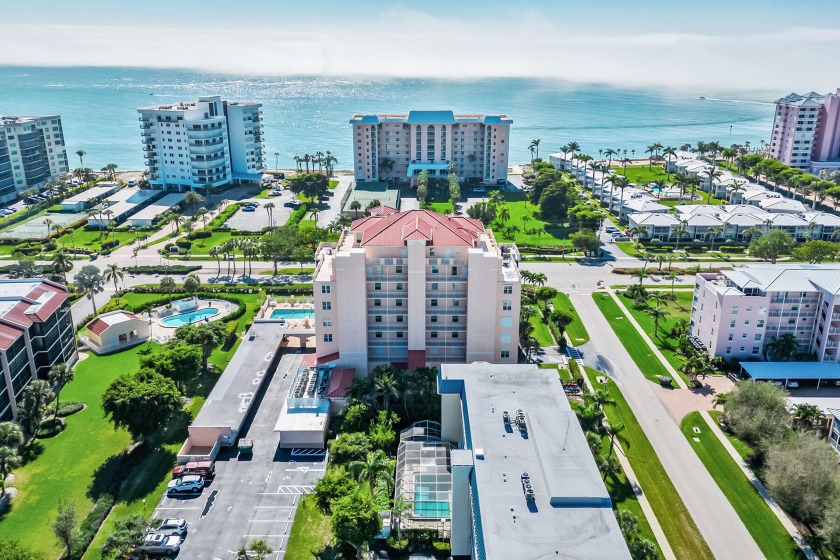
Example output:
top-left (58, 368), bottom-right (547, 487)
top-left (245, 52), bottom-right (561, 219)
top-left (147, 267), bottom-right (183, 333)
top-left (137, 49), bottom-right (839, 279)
top-left (151, 351), bottom-right (327, 558)
top-left (225, 194), bottom-right (298, 232)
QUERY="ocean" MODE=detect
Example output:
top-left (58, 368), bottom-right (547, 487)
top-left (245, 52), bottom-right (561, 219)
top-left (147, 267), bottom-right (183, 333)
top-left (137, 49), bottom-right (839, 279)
top-left (0, 66), bottom-right (779, 171)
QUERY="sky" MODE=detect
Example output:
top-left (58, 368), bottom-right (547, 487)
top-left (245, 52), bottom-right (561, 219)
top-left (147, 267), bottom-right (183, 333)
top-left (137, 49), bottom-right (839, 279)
top-left (2, 0), bottom-right (840, 91)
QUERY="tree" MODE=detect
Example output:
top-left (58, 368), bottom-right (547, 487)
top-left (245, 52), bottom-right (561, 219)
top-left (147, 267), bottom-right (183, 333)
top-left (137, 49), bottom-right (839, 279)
top-left (51, 251), bottom-right (73, 284)
top-left (0, 538), bottom-right (45, 559)
top-left (51, 500), bottom-right (77, 555)
top-left (586, 432), bottom-right (602, 455)
top-left (8, 259), bottom-right (40, 279)
top-left (647, 307), bottom-right (669, 338)
top-left (605, 421), bottom-right (627, 455)
top-left (313, 471), bottom-right (356, 514)
top-left (183, 273), bottom-right (201, 294)
top-left (820, 493), bottom-right (840, 550)
top-left (17, 380), bottom-right (53, 441)
top-left (549, 309), bottom-right (574, 340)
top-left (615, 510), bottom-right (639, 541)
top-left (74, 265), bottom-right (105, 315)
top-left (103, 263), bottom-right (123, 292)
top-left (793, 403), bottom-right (823, 431)
top-left (101, 370), bottom-right (182, 443)
top-left (101, 514), bottom-right (147, 559)
top-left (174, 322), bottom-right (227, 371)
top-left (539, 184), bottom-right (573, 220)
top-left (237, 539), bottom-right (273, 560)
top-left (569, 228), bottom-right (600, 257)
top-left (0, 422), bottom-right (22, 450)
top-left (765, 333), bottom-right (799, 361)
top-left (331, 493), bottom-right (382, 560)
top-left (159, 276), bottom-right (176, 304)
top-left (723, 380), bottom-right (790, 450)
top-left (466, 201), bottom-right (496, 225)
top-left (288, 173), bottom-right (329, 202)
top-left (630, 268), bottom-right (649, 286)
top-left (140, 343), bottom-right (202, 389)
top-left (765, 432), bottom-right (840, 523)
top-left (0, 446), bottom-right (21, 494)
top-left (749, 230), bottom-right (794, 263)
top-left (629, 539), bottom-right (659, 560)
top-left (793, 240), bottom-right (839, 264)
top-left (75, 149), bottom-right (86, 169)
top-left (349, 450), bottom-right (393, 496)
top-left (328, 432), bottom-right (371, 465)
top-left (448, 172), bottom-right (461, 208)
top-left (48, 363), bottom-right (74, 421)
top-left (597, 454), bottom-right (621, 480)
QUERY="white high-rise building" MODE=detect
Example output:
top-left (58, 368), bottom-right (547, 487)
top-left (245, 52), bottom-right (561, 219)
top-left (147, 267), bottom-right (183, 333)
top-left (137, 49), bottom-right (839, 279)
top-left (350, 111), bottom-right (512, 185)
top-left (138, 96), bottom-right (265, 191)
top-left (313, 208), bottom-right (521, 373)
top-left (0, 115), bottom-right (69, 203)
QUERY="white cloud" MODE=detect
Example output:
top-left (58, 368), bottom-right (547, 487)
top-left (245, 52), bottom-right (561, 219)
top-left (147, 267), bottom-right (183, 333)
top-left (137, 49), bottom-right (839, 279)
top-left (1, 11), bottom-right (839, 91)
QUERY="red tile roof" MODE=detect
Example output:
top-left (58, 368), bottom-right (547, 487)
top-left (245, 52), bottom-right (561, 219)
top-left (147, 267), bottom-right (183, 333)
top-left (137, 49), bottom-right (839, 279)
top-left (367, 205), bottom-right (398, 217)
top-left (324, 368), bottom-right (355, 398)
top-left (87, 318), bottom-right (109, 336)
top-left (0, 324), bottom-right (21, 351)
top-left (351, 209), bottom-right (483, 247)
top-left (0, 281), bottom-right (69, 350)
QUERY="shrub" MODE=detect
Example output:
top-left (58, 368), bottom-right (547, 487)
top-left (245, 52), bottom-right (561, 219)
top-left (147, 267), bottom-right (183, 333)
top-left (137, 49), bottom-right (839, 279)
top-left (124, 265), bottom-right (202, 274)
top-left (176, 239), bottom-right (192, 249)
top-left (432, 540), bottom-right (451, 556)
top-left (224, 321), bottom-right (238, 345)
top-left (190, 228), bottom-right (212, 239)
top-left (387, 536), bottom-right (412, 554)
top-left (71, 496), bottom-right (114, 557)
top-left (56, 401), bottom-right (85, 417)
top-left (36, 417), bottom-right (65, 439)
top-left (208, 203), bottom-right (242, 228)
top-left (286, 203), bottom-right (310, 226)
top-left (101, 239), bottom-right (120, 250)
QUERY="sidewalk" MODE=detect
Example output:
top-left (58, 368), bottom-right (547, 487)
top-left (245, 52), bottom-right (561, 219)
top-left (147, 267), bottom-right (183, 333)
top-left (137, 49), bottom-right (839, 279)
top-left (698, 411), bottom-right (818, 560)
top-left (606, 289), bottom-right (688, 389)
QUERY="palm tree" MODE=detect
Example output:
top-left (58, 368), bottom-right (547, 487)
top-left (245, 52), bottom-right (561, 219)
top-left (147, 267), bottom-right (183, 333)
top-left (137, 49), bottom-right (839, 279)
top-left (707, 226), bottom-right (724, 252)
top-left (603, 148), bottom-right (618, 168)
top-left (703, 168), bottom-right (724, 201)
top-left (528, 139), bottom-right (541, 162)
top-left (48, 363), bottom-right (74, 420)
top-left (612, 176), bottom-right (632, 222)
top-left (605, 421), bottom-right (627, 455)
top-left (74, 265), bottom-right (105, 315)
top-left (673, 220), bottom-right (689, 252)
top-left (620, 157), bottom-right (632, 176)
top-left (264, 202), bottom-right (275, 231)
top-left (742, 226), bottom-right (762, 243)
top-left (648, 292), bottom-right (668, 309)
top-left (44, 217), bottom-right (53, 240)
top-left (597, 454), bottom-right (622, 481)
top-left (160, 276), bottom-right (176, 304)
top-left (567, 141), bottom-right (580, 172)
top-left (75, 149), bottom-right (86, 168)
top-left (172, 215), bottom-right (185, 234)
top-left (349, 450), bottom-right (393, 496)
top-left (350, 200), bottom-right (362, 217)
top-left (647, 307), bottom-right (670, 338)
top-left (587, 389), bottom-right (615, 412)
top-left (104, 163), bottom-right (118, 181)
top-left (0, 423), bottom-right (22, 450)
top-left (375, 372), bottom-right (399, 414)
top-left (765, 333), bottom-right (798, 361)
top-left (51, 250), bottom-right (73, 284)
top-left (103, 263), bottom-right (123, 292)
top-left (209, 246), bottom-right (221, 278)
top-left (498, 205), bottom-right (511, 225)
top-left (662, 146), bottom-right (677, 177)
top-left (793, 404), bottom-right (823, 431)
top-left (0, 446), bottom-right (21, 494)
top-left (667, 270), bottom-right (680, 295)
top-left (645, 144), bottom-right (657, 169)
top-left (577, 154), bottom-right (593, 185)
top-left (631, 268), bottom-right (649, 286)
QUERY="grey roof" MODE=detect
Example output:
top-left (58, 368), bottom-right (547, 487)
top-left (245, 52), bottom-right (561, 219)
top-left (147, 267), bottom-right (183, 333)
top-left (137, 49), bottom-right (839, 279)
top-left (438, 363), bottom-right (630, 560)
top-left (775, 91), bottom-right (831, 106)
top-left (742, 361), bottom-right (840, 380)
top-left (723, 264), bottom-right (840, 294)
top-left (350, 112), bottom-right (512, 125)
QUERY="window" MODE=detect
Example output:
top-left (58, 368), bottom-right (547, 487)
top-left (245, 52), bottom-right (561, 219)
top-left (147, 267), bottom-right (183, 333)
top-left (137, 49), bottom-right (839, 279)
top-left (503, 301), bottom-right (512, 311)
top-left (375, 316), bottom-right (383, 323)
top-left (757, 320), bottom-right (765, 328)
top-left (431, 316), bottom-right (438, 323)
top-left (501, 333), bottom-right (512, 344)
top-left (732, 307), bottom-right (738, 314)
top-left (323, 334), bottom-right (333, 343)
top-left (323, 318), bottom-right (332, 327)
top-left (396, 266), bottom-right (403, 274)
top-left (374, 282), bottom-right (382, 291)
top-left (396, 299), bottom-right (403, 307)
top-left (504, 285), bottom-right (513, 294)
top-left (397, 332), bottom-right (404, 338)
top-left (432, 265), bottom-right (439, 274)
top-left (730, 320), bottom-right (736, 328)
top-left (322, 302), bottom-right (331, 311)
top-left (740, 346), bottom-right (745, 352)
top-left (397, 315), bottom-right (404, 323)
top-left (501, 350), bottom-right (510, 359)
top-left (431, 283), bottom-right (439, 291)
top-left (431, 299), bottom-right (438, 307)
top-left (396, 283), bottom-right (404, 291)
top-left (431, 332), bottom-right (438, 339)
top-left (452, 332), bottom-right (459, 339)
top-left (726, 346), bottom-right (732, 354)
top-left (453, 300), bottom-right (460, 307)
top-left (728, 333), bottom-right (734, 341)
top-left (742, 333), bottom-right (747, 339)
top-left (321, 285), bottom-right (331, 294)
top-left (374, 299), bottom-right (381, 307)
top-left (752, 347), bottom-right (760, 355)
top-left (501, 316), bottom-right (513, 328)
top-left (754, 334), bottom-right (762, 341)
top-left (375, 332), bottom-right (383, 339)
top-left (744, 320), bottom-right (750, 325)
top-left (452, 315), bottom-right (459, 323)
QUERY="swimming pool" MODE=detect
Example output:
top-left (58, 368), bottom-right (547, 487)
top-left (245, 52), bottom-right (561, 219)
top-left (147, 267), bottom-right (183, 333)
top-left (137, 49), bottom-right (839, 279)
top-left (270, 308), bottom-right (314, 320)
top-left (161, 308), bottom-right (220, 328)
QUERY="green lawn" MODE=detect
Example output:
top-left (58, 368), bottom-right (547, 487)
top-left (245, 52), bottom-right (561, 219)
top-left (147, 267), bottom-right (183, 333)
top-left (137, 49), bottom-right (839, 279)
top-left (285, 494), bottom-right (337, 560)
top-left (552, 292), bottom-right (589, 344)
top-left (328, 180), bottom-right (339, 190)
top-left (490, 191), bottom-right (576, 248)
top-left (529, 314), bottom-right (555, 346)
top-left (680, 412), bottom-right (803, 560)
top-left (591, 292), bottom-right (672, 383)
top-left (426, 201), bottom-right (454, 214)
top-left (260, 267), bottom-right (315, 275)
top-left (618, 291), bottom-right (694, 372)
top-left (55, 228), bottom-right (139, 253)
top-left (610, 164), bottom-right (669, 185)
top-left (182, 231), bottom-right (263, 255)
top-left (0, 346), bottom-right (161, 557)
top-left (584, 368), bottom-right (714, 560)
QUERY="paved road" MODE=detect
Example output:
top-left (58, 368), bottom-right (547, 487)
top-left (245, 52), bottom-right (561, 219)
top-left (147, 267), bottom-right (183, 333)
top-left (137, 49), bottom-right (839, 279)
top-left (560, 282), bottom-right (763, 559)
top-left (152, 351), bottom-right (326, 559)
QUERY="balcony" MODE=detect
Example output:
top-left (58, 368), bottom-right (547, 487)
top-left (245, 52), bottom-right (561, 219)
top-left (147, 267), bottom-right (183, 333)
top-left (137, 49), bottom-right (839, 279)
top-left (426, 324), bottom-right (466, 331)
top-left (366, 275), bottom-right (408, 282)
top-left (368, 291), bottom-right (406, 298)
top-left (369, 340), bottom-right (408, 348)
top-left (426, 274), bottom-right (468, 282)
top-left (368, 324), bottom-right (408, 332)
top-left (370, 258), bottom-right (407, 266)
top-left (367, 308), bottom-right (408, 315)
top-left (426, 292), bottom-right (467, 299)
top-left (426, 340), bottom-right (466, 348)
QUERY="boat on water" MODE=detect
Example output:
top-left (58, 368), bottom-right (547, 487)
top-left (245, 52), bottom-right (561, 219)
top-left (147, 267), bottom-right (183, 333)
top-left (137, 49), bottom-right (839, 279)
top-left (699, 96), bottom-right (706, 100)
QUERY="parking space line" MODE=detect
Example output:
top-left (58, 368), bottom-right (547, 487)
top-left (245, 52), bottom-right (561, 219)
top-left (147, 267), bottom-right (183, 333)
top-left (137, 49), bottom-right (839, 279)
top-left (254, 505), bottom-right (295, 508)
top-left (155, 507), bottom-right (201, 510)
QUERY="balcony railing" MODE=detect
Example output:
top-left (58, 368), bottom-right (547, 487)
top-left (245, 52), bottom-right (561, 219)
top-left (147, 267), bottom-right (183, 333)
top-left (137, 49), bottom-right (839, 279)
top-left (367, 308), bottom-right (408, 315)
top-left (426, 324), bottom-right (466, 331)
top-left (426, 340), bottom-right (466, 348)
top-left (368, 324), bottom-right (408, 332)
top-left (368, 292), bottom-right (406, 298)
top-left (366, 275), bottom-right (408, 282)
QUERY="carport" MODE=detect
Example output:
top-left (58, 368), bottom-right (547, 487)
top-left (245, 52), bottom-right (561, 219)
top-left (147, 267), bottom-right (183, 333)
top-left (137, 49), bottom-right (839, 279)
top-left (740, 362), bottom-right (840, 389)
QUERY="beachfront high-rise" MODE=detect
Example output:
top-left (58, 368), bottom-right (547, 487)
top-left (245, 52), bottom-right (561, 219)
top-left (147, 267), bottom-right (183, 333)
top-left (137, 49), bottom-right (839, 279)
top-left (313, 208), bottom-right (520, 373)
top-left (768, 89), bottom-right (840, 173)
top-left (138, 96), bottom-right (265, 191)
top-left (350, 111), bottom-right (512, 184)
top-left (0, 115), bottom-right (69, 203)
top-left (691, 264), bottom-right (840, 362)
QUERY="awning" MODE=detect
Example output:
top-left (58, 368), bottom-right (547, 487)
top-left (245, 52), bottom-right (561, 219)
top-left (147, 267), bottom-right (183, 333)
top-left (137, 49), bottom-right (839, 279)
top-left (407, 162), bottom-right (450, 177)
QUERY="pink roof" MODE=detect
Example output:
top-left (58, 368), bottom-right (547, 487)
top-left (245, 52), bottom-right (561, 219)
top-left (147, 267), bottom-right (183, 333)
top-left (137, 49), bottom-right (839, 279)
top-left (367, 205), bottom-right (398, 217)
top-left (0, 324), bottom-right (21, 351)
top-left (351, 209), bottom-right (483, 247)
top-left (0, 281), bottom-right (69, 350)
top-left (87, 318), bottom-right (109, 336)
top-left (324, 368), bottom-right (355, 398)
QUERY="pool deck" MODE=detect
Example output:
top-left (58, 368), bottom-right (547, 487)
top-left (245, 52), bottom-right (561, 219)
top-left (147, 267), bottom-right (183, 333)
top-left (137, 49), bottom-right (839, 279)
top-left (155, 299), bottom-right (238, 332)
top-left (257, 299), bottom-right (315, 324)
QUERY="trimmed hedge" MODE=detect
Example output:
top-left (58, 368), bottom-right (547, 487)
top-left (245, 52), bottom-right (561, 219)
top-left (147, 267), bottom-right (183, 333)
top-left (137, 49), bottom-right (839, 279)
top-left (56, 401), bottom-right (85, 417)
top-left (36, 418), bottom-right (65, 438)
top-left (189, 228), bottom-right (213, 239)
top-left (123, 265), bottom-right (202, 274)
top-left (286, 203), bottom-right (310, 226)
top-left (71, 495), bottom-right (114, 558)
top-left (208, 203), bottom-right (243, 229)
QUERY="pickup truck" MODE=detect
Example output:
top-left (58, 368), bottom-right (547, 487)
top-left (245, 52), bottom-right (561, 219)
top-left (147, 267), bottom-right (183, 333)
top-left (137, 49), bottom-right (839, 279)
top-left (172, 461), bottom-right (215, 479)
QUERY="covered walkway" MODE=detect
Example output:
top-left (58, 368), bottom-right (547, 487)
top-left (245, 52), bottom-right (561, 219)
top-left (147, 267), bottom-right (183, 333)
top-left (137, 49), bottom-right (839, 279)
top-left (740, 362), bottom-right (840, 389)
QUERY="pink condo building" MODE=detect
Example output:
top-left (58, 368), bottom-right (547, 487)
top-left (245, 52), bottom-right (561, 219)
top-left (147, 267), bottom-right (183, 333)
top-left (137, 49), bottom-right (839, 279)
top-left (313, 208), bottom-right (521, 374)
top-left (769, 89), bottom-right (840, 173)
top-left (691, 264), bottom-right (840, 362)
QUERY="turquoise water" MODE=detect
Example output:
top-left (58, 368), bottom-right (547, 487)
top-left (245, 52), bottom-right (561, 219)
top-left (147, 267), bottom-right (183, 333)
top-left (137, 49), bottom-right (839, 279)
top-left (0, 66), bottom-right (778, 170)
top-left (270, 308), bottom-right (314, 320)
top-left (161, 308), bottom-right (220, 327)
top-left (413, 486), bottom-right (451, 518)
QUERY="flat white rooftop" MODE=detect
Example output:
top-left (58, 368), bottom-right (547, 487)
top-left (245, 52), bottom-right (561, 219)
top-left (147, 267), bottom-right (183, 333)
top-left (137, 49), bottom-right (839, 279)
top-left (61, 183), bottom-right (120, 205)
top-left (127, 193), bottom-right (185, 223)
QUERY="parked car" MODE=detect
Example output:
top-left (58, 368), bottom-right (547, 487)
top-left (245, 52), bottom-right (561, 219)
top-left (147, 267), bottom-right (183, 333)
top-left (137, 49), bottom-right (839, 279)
top-left (155, 518), bottom-right (189, 537)
top-left (473, 187), bottom-right (486, 194)
top-left (283, 201), bottom-right (298, 208)
top-left (167, 475), bottom-right (204, 495)
top-left (611, 235), bottom-right (631, 242)
top-left (242, 206), bottom-right (256, 212)
top-left (137, 533), bottom-right (182, 555)
top-left (268, 190), bottom-right (282, 196)
top-left (244, 201), bottom-right (259, 207)
top-left (172, 461), bottom-right (215, 479)
top-left (787, 381), bottom-right (799, 388)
